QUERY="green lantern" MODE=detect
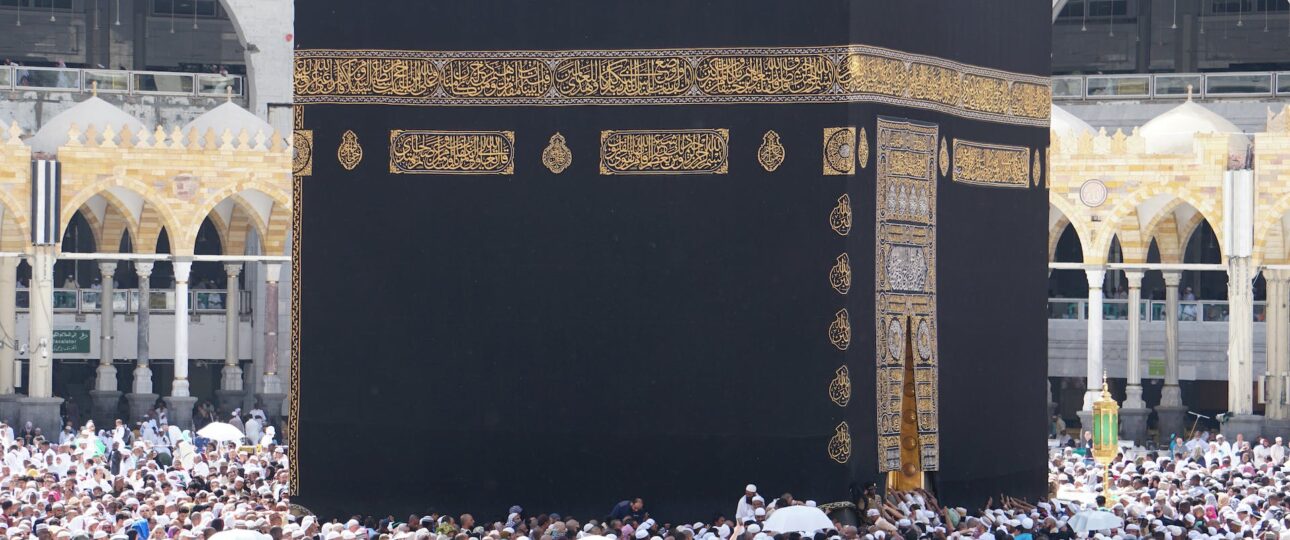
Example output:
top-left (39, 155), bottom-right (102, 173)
top-left (1091, 373), bottom-right (1120, 501)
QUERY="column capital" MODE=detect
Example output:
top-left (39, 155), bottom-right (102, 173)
top-left (1265, 268), bottom-right (1290, 283)
top-left (1085, 267), bottom-right (1106, 288)
top-left (263, 262), bottom-right (282, 283)
top-left (1163, 271), bottom-right (1183, 287)
top-left (224, 263), bottom-right (244, 278)
top-left (1124, 270), bottom-right (1145, 286)
top-left (97, 261), bottom-right (117, 274)
top-left (173, 258), bottom-right (192, 283)
top-left (135, 261), bottom-right (154, 278)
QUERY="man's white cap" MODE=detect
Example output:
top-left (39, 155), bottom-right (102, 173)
top-left (746, 484), bottom-right (757, 493)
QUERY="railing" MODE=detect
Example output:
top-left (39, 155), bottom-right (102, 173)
top-left (1048, 298), bottom-right (1266, 323)
top-left (1053, 71), bottom-right (1290, 100)
top-left (1, 65), bottom-right (244, 98)
top-left (17, 288), bottom-right (253, 315)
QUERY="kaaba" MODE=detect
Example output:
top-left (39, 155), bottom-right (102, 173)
top-left (289, 1), bottom-right (1051, 520)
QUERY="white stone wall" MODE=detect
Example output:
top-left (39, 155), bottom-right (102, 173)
top-left (1049, 318), bottom-right (1266, 381)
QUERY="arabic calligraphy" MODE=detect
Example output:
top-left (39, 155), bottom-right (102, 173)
top-left (338, 130), bottom-right (363, 171)
top-left (829, 366), bottom-right (852, 408)
top-left (757, 130), bottom-right (785, 172)
top-left (556, 57), bottom-right (693, 97)
top-left (828, 308), bottom-right (851, 351)
top-left (442, 59), bottom-right (552, 98)
top-left (295, 47), bottom-right (1052, 128)
top-left (951, 139), bottom-right (1030, 188)
top-left (600, 129), bottom-right (729, 175)
top-left (823, 128), bottom-right (856, 176)
top-left (829, 194), bottom-right (852, 236)
top-left (696, 55), bottom-right (834, 95)
top-left (389, 130), bottom-right (515, 175)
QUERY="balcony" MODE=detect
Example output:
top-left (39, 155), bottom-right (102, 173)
top-left (1053, 71), bottom-right (1290, 101)
top-left (1, 65), bottom-right (244, 98)
top-left (16, 288), bottom-right (253, 315)
top-left (1047, 298), bottom-right (1263, 323)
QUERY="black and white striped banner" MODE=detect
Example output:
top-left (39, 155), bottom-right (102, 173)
top-left (30, 159), bottom-right (61, 246)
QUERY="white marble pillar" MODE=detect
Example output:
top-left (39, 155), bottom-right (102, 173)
top-left (1266, 269), bottom-right (1290, 421)
top-left (95, 261), bottom-right (117, 392)
top-left (0, 256), bottom-right (17, 396)
top-left (132, 262), bottom-right (153, 395)
top-left (25, 246), bottom-right (54, 399)
top-left (1124, 271), bottom-right (1146, 408)
top-left (171, 259), bottom-right (192, 398)
top-left (1082, 267), bottom-right (1107, 411)
top-left (1228, 257), bottom-right (1256, 415)
top-left (221, 264), bottom-right (243, 392)
top-left (261, 263), bottom-right (282, 395)
top-left (1161, 271), bottom-right (1183, 406)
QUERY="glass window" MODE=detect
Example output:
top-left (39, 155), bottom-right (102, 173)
top-left (1058, 0), bottom-right (1129, 18)
top-left (0, 0), bottom-right (75, 10)
top-left (151, 0), bottom-right (222, 18)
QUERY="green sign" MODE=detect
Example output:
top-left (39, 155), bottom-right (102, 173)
top-left (1148, 358), bottom-right (1166, 378)
top-left (52, 329), bottom-right (91, 354)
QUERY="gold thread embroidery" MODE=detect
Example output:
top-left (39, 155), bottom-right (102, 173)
top-left (555, 57), bottom-right (694, 97)
top-left (829, 194), bottom-right (852, 236)
top-left (1032, 149), bottom-right (1041, 186)
top-left (823, 127), bottom-right (856, 176)
top-left (389, 130), bottom-right (515, 175)
top-left (830, 253), bottom-right (851, 295)
top-left (829, 366), bottom-right (852, 407)
top-left (441, 58), bottom-right (552, 98)
top-left (293, 130), bottom-right (313, 177)
top-left (757, 130), bottom-right (785, 172)
top-left (938, 138), bottom-right (949, 178)
top-left (876, 117), bottom-right (939, 473)
top-left (337, 130), bottom-right (363, 171)
top-left (828, 421), bottom-right (852, 464)
top-left (696, 55), bottom-right (835, 95)
top-left (951, 139), bottom-right (1030, 188)
top-left (599, 129), bottom-right (729, 175)
top-left (858, 127), bottom-right (870, 170)
top-left (542, 132), bottom-right (573, 174)
top-left (288, 104), bottom-right (304, 497)
top-left (294, 47), bottom-right (1052, 128)
top-left (828, 308), bottom-right (851, 351)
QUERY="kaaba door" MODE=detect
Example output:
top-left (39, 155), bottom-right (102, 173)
top-left (888, 316), bottom-right (925, 491)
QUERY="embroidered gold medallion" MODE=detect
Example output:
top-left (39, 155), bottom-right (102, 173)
top-left (823, 127), bottom-right (857, 175)
top-left (857, 127), bottom-right (870, 169)
top-left (338, 130), bottom-right (363, 171)
top-left (829, 366), bottom-right (852, 407)
top-left (1032, 149), bottom-right (1042, 186)
top-left (757, 130), bottom-right (785, 172)
top-left (938, 137), bottom-right (949, 178)
top-left (829, 253), bottom-right (851, 295)
top-left (828, 308), bottom-right (851, 351)
top-left (293, 130), bottom-right (313, 176)
top-left (542, 132), bottom-right (573, 174)
top-left (829, 194), bottom-right (852, 236)
top-left (828, 422), bottom-right (852, 464)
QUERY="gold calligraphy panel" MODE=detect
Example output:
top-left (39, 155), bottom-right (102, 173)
top-left (389, 130), bottom-right (515, 175)
top-left (951, 139), bottom-right (1030, 188)
top-left (441, 59), bottom-right (552, 98)
top-left (875, 117), bottom-right (939, 473)
top-left (555, 57), bottom-right (693, 97)
top-left (696, 55), bottom-right (834, 95)
top-left (599, 129), bottom-right (729, 175)
top-left (295, 47), bottom-right (1051, 128)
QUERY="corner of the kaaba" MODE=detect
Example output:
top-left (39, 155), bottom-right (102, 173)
top-left (292, 0), bottom-right (1052, 520)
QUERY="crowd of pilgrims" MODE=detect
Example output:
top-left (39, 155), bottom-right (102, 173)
top-left (0, 421), bottom-right (1285, 540)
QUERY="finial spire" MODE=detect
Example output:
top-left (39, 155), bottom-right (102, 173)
top-left (91, 80), bottom-right (98, 98)
top-left (226, 85), bottom-right (233, 103)
top-left (1186, 84), bottom-right (1193, 102)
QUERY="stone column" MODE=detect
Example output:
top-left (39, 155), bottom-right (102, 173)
top-left (0, 256), bottom-right (19, 424)
top-left (1121, 270), bottom-right (1150, 443)
top-left (256, 263), bottom-right (285, 420)
top-left (1077, 267), bottom-right (1106, 432)
top-left (1223, 256), bottom-right (1264, 439)
top-left (20, 246), bottom-right (61, 435)
top-left (165, 259), bottom-right (196, 428)
top-left (1155, 271), bottom-right (1187, 441)
top-left (1265, 269), bottom-right (1290, 437)
top-left (216, 263), bottom-right (244, 416)
top-left (126, 261), bottom-right (156, 422)
top-left (89, 261), bottom-right (120, 427)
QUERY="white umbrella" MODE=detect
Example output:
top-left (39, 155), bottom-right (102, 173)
top-left (1069, 510), bottom-right (1123, 533)
top-left (196, 422), bottom-right (245, 443)
top-left (762, 506), bottom-right (834, 534)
